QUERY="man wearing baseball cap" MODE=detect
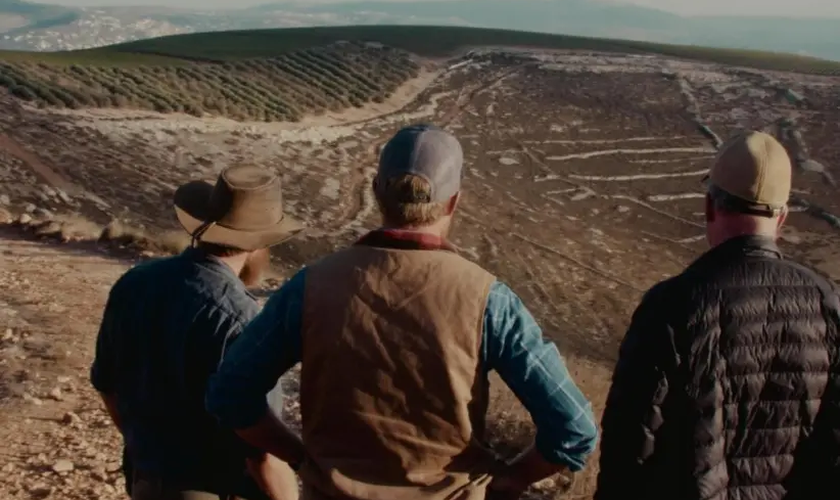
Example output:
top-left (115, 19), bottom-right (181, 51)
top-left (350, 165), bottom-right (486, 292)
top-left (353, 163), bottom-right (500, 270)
top-left (207, 124), bottom-right (598, 499)
top-left (595, 131), bottom-right (840, 500)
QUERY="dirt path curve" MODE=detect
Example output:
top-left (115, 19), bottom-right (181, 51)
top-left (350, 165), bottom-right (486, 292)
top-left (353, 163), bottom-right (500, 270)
top-left (439, 63), bottom-right (529, 127)
top-left (0, 134), bottom-right (82, 197)
top-left (0, 229), bottom-right (129, 500)
top-left (321, 69), bottom-right (450, 237)
top-left (326, 63), bottom-right (527, 237)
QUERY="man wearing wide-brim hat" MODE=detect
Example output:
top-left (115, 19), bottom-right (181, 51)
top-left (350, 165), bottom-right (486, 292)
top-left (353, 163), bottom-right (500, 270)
top-left (90, 165), bottom-right (303, 500)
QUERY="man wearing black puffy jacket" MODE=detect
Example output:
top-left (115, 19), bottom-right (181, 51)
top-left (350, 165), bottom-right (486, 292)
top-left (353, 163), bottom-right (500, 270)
top-left (595, 130), bottom-right (840, 500)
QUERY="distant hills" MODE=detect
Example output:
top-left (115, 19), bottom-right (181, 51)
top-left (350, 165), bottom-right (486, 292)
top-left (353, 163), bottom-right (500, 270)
top-left (0, 0), bottom-right (837, 61)
top-left (0, 0), bottom-right (79, 31)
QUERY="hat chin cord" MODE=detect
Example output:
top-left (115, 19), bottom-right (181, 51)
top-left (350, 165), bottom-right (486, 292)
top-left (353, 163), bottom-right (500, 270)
top-left (190, 220), bottom-right (217, 247)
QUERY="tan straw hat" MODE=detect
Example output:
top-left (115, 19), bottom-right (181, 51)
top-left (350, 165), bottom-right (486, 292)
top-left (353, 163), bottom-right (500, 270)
top-left (173, 165), bottom-right (303, 251)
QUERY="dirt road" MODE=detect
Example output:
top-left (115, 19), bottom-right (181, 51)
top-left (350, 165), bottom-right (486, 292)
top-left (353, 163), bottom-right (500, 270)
top-left (0, 229), bottom-right (129, 499)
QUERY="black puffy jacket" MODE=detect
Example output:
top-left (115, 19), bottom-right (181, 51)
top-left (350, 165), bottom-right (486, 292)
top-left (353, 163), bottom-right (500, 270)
top-left (595, 235), bottom-right (840, 500)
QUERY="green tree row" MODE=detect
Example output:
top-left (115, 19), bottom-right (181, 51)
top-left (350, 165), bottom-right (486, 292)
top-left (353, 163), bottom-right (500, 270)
top-left (0, 44), bottom-right (421, 121)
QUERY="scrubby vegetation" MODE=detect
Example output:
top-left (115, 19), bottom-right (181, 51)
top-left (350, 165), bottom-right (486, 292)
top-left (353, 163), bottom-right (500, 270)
top-left (1, 209), bottom-right (190, 256)
top-left (0, 41), bottom-right (420, 121)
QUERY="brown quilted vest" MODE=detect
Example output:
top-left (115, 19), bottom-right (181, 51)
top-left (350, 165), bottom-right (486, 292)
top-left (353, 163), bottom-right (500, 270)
top-left (298, 243), bottom-right (499, 500)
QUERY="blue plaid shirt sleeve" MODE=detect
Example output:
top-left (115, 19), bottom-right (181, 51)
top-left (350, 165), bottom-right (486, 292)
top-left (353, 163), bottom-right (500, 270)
top-left (481, 280), bottom-right (599, 471)
top-left (206, 269), bottom-right (306, 430)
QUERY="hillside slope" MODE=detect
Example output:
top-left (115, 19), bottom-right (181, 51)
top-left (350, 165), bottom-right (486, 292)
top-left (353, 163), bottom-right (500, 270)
top-left (0, 26), bottom-right (838, 123)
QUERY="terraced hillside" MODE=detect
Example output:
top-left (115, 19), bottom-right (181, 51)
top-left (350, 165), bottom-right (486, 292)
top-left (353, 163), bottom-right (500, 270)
top-left (0, 42), bottom-right (419, 121)
top-left (0, 27), bottom-right (839, 500)
top-left (0, 26), bottom-right (839, 123)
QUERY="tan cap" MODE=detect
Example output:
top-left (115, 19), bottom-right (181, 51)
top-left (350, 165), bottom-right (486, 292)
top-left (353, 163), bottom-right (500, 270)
top-left (705, 130), bottom-right (792, 215)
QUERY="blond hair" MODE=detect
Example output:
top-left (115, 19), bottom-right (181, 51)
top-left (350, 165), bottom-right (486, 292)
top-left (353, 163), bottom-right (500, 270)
top-left (375, 174), bottom-right (449, 227)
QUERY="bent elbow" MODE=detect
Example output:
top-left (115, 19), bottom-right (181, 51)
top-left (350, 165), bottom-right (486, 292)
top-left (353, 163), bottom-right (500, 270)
top-left (569, 418), bottom-right (600, 469)
top-left (580, 420), bottom-right (599, 456)
top-left (581, 406), bottom-right (600, 452)
top-left (535, 414), bottom-right (600, 471)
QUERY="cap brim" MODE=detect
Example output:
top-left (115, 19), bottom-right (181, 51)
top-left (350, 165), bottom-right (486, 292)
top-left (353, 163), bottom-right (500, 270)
top-left (173, 181), bottom-right (304, 251)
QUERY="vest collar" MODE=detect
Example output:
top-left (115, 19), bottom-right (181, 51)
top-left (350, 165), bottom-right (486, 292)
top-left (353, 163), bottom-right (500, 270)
top-left (355, 229), bottom-right (459, 253)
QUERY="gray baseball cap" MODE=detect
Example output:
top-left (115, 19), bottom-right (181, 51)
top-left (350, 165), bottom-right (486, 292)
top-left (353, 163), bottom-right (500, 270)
top-left (376, 124), bottom-right (464, 202)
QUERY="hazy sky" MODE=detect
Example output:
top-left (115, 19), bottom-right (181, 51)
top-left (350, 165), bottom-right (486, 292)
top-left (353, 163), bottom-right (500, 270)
top-left (29, 0), bottom-right (840, 19)
top-left (618, 0), bottom-right (840, 17)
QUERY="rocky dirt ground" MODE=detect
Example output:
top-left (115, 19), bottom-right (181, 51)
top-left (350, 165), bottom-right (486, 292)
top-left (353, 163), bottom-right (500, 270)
top-left (0, 230), bottom-right (130, 499)
top-left (0, 49), bottom-right (838, 499)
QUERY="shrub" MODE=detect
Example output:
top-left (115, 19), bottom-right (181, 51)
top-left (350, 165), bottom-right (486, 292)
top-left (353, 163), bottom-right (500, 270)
top-left (0, 74), bottom-right (17, 87)
top-left (185, 106), bottom-right (202, 117)
top-left (10, 85), bottom-right (36, 100)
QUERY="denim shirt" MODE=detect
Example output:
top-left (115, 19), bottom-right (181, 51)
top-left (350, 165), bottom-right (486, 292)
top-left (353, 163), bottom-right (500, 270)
top-left (206, 233), bottom-right (599, 471)
top-left (90, 248), bottom-right (281, 494)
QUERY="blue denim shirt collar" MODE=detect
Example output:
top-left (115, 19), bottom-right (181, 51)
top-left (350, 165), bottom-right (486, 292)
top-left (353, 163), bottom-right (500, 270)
top-left (182, 247), bottom-right (255, 300)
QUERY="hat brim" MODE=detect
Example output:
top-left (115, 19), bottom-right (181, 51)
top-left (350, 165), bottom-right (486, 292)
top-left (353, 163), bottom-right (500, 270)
top-left (173, 180), bottom-right (304, 251)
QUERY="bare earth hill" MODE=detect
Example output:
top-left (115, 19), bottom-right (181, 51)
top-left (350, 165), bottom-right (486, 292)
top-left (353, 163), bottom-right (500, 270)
top-left (1, 26), bottom-right (839, 500)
